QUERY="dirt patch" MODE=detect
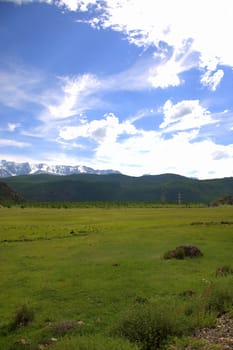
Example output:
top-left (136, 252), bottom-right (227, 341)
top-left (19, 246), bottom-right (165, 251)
top-left (193, 313), bottom-right (233, 349)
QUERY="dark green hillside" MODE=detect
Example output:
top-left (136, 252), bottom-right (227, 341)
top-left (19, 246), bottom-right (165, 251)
top-left (0, 181), bottom-right (24, 205)
top-left (4, 173), bottom-right (233, 204)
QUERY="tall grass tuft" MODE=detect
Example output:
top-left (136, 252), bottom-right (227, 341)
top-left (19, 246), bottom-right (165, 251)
top-left (9, 304), bottom-right (34, 331)
top-left (202, 278), bottom-right (233, 315)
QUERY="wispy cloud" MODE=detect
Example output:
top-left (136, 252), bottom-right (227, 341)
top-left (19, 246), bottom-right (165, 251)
top-left (0, 139), bottom-right (30, 148)
top-left (40, 74), bottom-right (101, 121)
top-left (0, 64), bottom-right (44, 109)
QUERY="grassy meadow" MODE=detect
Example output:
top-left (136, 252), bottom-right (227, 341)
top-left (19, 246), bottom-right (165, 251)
top-left (0, 205), bottom-right (232, 349)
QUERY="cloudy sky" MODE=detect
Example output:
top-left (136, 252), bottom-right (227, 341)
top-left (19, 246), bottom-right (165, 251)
top-left (0, 0), bottom-right (233, 178)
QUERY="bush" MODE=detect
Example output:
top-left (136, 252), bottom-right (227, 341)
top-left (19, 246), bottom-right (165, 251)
top-left (114, 303), bottom-right (186, 350)
top-left (175, 247), bottom-right (185, 260)
top-left (164, 245), bottom-right (203, 260)
top-left (9, 304), bottom-right (34, 330)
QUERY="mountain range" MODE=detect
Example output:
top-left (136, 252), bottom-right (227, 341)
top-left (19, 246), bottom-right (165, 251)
top-left (0, 160), bottom-right (120, 177)
top-left (2, 172), bottom-right (233, 205)
top-left (1, 161), bottom-right (233, 205)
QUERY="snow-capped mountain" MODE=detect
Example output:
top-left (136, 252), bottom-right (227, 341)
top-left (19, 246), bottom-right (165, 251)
top-left (0, 160), bottom-right (121, 177)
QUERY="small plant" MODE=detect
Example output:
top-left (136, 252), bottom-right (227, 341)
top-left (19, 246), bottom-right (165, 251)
top-left (216, 265), bottom-right (233, 277)
top-left (134, 296), bottom-right (149, 304)
top-left (8, 338), bottom-right (32, 350)
top-left (180, 290), bottom-right (195, 298)
top-left (10, 304), bottom-right (34, 330)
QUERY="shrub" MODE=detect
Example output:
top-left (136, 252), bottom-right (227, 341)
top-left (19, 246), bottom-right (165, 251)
top-left (114, 303), bottom-right (186, 350)
top-left (164, 245), bottom-right (203, 260)
top-left (10, 304), bottom-right (34, 330)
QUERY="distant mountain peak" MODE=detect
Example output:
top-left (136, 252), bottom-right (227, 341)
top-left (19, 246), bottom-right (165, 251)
top-left (0, 160), bottom-right (121, 177)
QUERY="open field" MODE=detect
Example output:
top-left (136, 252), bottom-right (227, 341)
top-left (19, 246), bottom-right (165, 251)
top-left (0, 206), bottom-right (232, 349)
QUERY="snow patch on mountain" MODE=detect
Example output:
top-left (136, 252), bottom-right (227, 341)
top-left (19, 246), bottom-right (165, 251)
top-left (0, 160), bottom-right (121, 177)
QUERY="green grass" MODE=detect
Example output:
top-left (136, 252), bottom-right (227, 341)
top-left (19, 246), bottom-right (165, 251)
top-left (0, 206), bottom-right (232, 349)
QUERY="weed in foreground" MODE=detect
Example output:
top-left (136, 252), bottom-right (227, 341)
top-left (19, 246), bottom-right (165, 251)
top-left (50, 320), bottom-right (75, 336)
top-left (8, 338), bottom-right (36, 350)
top-left (215, 265), bottom-right (233, 277)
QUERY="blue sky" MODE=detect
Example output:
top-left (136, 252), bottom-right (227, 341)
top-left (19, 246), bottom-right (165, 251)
top-left (0, 0), bottom-right (233, 178)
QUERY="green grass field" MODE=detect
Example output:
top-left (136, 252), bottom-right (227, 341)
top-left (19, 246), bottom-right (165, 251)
top-left (0, 206), bottom-right (232, 349)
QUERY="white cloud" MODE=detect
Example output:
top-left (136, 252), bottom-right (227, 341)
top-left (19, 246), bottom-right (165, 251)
top-left (59, 112), bottom-right (138, 142)
top-left (74, 0), bottom-right (233, 88)
top-left (55, 0), bottom-right (97, 12)
top-left (2, 0), bottom-right (97, 10)
top-left (57, 105), bottom-right (233, 179)
top-left (160, 100), bottom-right (217, 132)
top-left (5, 0), bottom-right (233, 77)
top-left (0, 139), bottom-right (30, 147)
top-left (7, 123), bottom-right (21, 131)
top-left (200, 69), bottom-right (224, 91)
top-left (2, 0), bottom-right (52, 4)
top-left (92, 126), bottom-right (233, 179)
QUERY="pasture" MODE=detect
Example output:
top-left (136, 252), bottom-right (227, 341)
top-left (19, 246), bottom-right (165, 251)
top-left (0, 206), bottom-right (232, 349)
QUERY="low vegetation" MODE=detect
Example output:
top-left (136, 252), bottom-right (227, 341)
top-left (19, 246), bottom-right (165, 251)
top-left (0, 205), bottom-right (232, 349)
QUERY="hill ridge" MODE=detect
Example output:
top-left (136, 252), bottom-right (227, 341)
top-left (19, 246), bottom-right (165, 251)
top-left (4, 173), bottom-right (233, 204)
